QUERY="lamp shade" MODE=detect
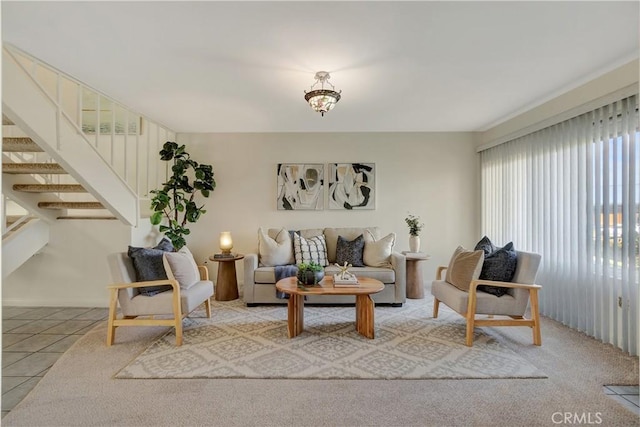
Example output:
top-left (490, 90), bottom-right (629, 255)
top-left (304, 71), bottom-right (341, 116)
top-left (219, 232), bottom-right (233, 254)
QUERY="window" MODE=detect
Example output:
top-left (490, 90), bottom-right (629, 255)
top-left (480, 95), bottom-right (639, 356)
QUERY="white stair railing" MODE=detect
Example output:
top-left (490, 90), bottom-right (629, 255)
top-left (3, 43), bottom-right (174, 204)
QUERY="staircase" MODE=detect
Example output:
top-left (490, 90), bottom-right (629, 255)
top-left (2, 119), bottom-right (115, 221)
top-left (2, 43), bottom-right (175, 279)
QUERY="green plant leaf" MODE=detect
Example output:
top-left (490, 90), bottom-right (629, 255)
top-left (149, 141), bottom-right (216, 252)
top-left (150, 212), bottom-right (163, 225)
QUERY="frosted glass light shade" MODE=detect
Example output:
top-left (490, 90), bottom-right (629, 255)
top-left (305, 90), bottom-right (341, 116)
top-left (219, 232), bottom-right (233, 254)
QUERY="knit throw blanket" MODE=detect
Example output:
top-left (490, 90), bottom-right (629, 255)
top-left (275, 264), bottom-right (299, 299)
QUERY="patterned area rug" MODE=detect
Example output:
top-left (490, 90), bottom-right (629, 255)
top-left (116, 299), bottom-right (546, 380)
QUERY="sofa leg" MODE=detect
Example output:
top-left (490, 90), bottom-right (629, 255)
top-left (246, 303), bottom-right (258, 307)
top-left (433, 298), bottom-right (440, 318)
top-left (391, 303), bottom-right (403, 308)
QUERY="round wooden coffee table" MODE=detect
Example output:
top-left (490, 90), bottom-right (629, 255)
top-left (275, 276), bottom-right (384, 339)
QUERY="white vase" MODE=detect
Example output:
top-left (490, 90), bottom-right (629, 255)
top-left (409, 235), bottom-right (420, 252)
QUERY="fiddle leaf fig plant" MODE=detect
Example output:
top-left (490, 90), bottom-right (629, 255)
top-left (150, 141), bottom-right (216, 250)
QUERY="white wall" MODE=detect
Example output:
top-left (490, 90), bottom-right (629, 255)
top-left (179, 132), bottom-right (480, 296)
top-left (478, 59), bottom-right (639, 147)
top-left (2, 132), bottom-right (479, 307)
top-left (2, 220), bottom-right (158, 307)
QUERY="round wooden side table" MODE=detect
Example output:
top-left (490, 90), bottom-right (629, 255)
top-left (402, 251), bottom-right (430, 299)
top-left (209, 254), bottom-right (244, 301)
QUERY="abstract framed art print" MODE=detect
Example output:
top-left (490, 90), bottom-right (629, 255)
top-left (276, 163), bottom-right (324, 210)
top-left (328, 163), bottom-right (375, 210)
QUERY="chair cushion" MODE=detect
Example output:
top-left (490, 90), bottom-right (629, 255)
top-left (474, 237), bottom-right (518, 297)
top-left (258, 227), bottom-right (295, 266)
top-left (163, 246), bottom-right (200, 290)
top-left (432, 280), bottom-right (526, 316)
top-left (335, 234), bottom-right (365, 267)
top-left (127, 238), bottom-right (175, 296)
top-left (293, 232), bottom-right (328, 266)
top-left (363, 231), bottom-right (395, 267)
top-left (124, 280), bottom-right (213, 317)
top-left (444, 246), bottom-right (484, 291)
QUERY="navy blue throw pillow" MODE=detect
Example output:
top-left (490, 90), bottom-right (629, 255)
top-left (127, 238), bottom-right (175, 296)
top-left (473, 237), bottom-right (517, 297)
top-left (335, 234), bottom-right (365, 267)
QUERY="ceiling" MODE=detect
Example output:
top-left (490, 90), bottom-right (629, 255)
top-left (2, 1), bottom-right (639, 133)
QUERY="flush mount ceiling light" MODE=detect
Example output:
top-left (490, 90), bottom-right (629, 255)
top-left (304, 71), bottom-right (341, 117)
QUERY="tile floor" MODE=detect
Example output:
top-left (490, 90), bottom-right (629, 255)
top-left (1, 306), bottom-right (639, 420)
top-left (2, 306), bottom-right (108, 418)
top-left (602, 385), bottom-right (640, 417)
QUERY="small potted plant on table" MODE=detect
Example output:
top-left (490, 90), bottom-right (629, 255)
top-left (405, 213), bottom-right (424, 252)
top-left (297, 262), bottom-right (325, 286)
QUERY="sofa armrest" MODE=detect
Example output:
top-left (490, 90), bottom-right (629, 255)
top-left (243, 253), bottom-right (258, 303)
top-left (390, 251), bottom-right (406, 303)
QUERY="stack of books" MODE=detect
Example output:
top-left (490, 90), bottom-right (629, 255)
top-left (333, 273), bottom-right (359, 287)
top-left (213, 253), bottom-right (236, 259)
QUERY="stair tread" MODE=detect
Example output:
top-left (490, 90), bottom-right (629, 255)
top-left (3, 137), bottom-right (43, 152)
top-left (38, 201), bottom-right (104, 209)
top-left (13, 184), bottom-right (86, 193)
top-left (3, 163), bottom-right (66, 174)
top-left (56, 216), bottom-right (118, 220)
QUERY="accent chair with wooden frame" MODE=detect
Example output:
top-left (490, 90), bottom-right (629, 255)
top-left (431, 250), bottom-right (542, 347)
top-left (106, 252), bottom-right (214, 346)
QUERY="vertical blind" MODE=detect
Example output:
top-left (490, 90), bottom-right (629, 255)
top-left (480, 95), bottom-right (639, 356)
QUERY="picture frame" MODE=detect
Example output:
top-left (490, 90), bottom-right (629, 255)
top-left (276, 163), bottom-right (324, 210)
top-left (328, 163), bottom-right (375, 210)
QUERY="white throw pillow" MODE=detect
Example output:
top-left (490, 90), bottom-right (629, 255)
top-left (162, 246), bottom-right (201, 290)
top-left (258, 228), bottom-right (295, 266)
top-left (293, 232), bottom-right (328, 266)
top-left (363, 231), bottom-right (396, 267)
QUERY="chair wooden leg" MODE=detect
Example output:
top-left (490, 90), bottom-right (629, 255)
top-left (530, 289), bottom-right (542, 345)
top-left (205, 298), bottom-right (212, 318)
top-left (106, 289), bottom-right (118, 346)
top-left (465, 291), bottom-right (478, 347)
top-left (175, 318), bottom-right (183, 346)
top-left (465, 312), bottom-right (475, 346)
top-left (433, 298), bottom-right (440, 318)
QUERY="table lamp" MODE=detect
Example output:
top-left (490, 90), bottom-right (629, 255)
top-left (219, 231), bottom-right (233, 256)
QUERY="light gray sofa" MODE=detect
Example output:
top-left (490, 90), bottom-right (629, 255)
top-left (243, 227), bottom-right (406, 306)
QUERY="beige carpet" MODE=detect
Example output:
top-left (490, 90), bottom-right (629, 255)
top-left (116, 299), bottom-right (546, 380)
top-left (2, 290), bottom-right (638, 426)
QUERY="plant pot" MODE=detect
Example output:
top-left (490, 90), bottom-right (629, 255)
top-left (409, 235), bottom-right (420, 252)
top-left (297, 269), bottom-right (325, 286)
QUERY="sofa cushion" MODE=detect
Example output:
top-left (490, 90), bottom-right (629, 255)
top-left (335, 234), bottom-right (365, 267)
top-left (127, 238), bottom-right (175, 296)
top-left (444, 246), bottom-right (484, 292)
top-left (293, 232), bottom-right (328, 266)
top-left (258, 227), bottom-right (295, 267)
top-left (162, 246), bottom-right (200, 290)
top-left (362, 231), bottom-right (395, 268)
top-left (324, 227), bottom-right (379, 263)
top-left (324, 265), bottom-right (395, 283)
top-left (255, 265), bottom-right (395, 284)
top-left (474, 237), bottom-right (518, 297)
